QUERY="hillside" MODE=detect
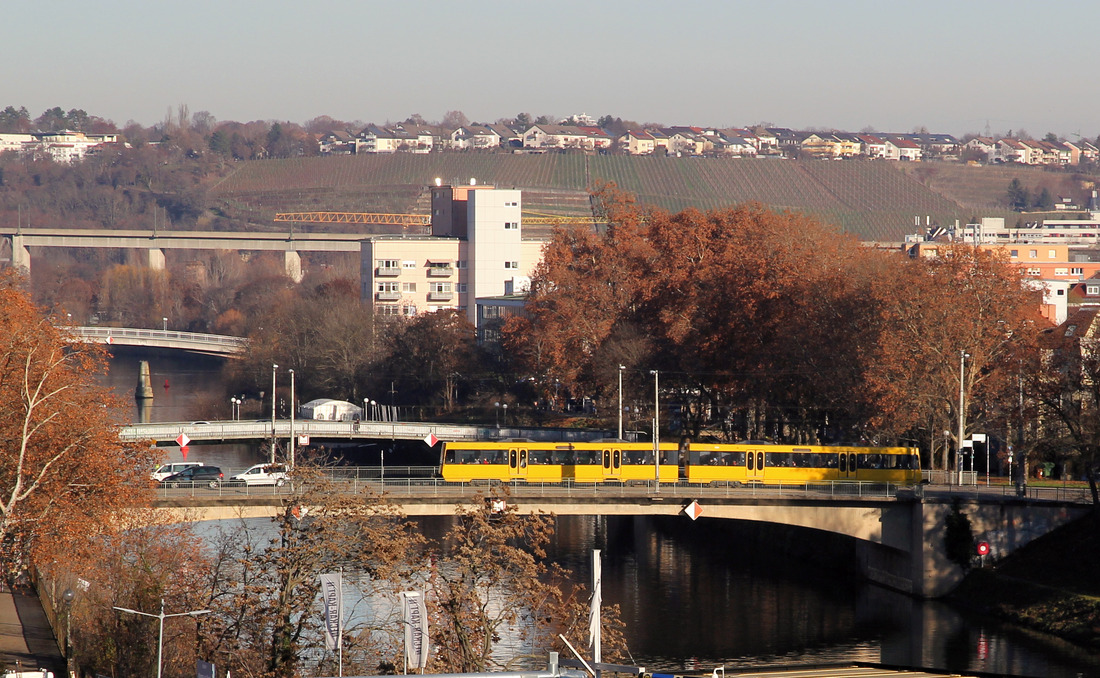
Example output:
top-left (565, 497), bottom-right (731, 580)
top-left (208, 154), bottom-right (1100, 241)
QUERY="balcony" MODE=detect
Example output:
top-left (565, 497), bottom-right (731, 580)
top-left (427, 266), bottom-right (454, 277)
top-left (376, 292), bottom-right (401, 301)
top-left (427, 292), bottom-right (454, 302)
top-left (375, 267), bottom-right (401, 277)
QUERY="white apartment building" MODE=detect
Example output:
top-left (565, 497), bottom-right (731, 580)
top-left (360, 182), bottom-right (543, 328)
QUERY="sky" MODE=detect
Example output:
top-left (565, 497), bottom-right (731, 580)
top-left (4, 0), bottom-right (1096, 138)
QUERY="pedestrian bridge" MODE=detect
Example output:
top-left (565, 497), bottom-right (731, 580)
top-left (120, 419), bottom-right (612, 445)
top-left (68, 326), bottom-right (246, 357)
top-left (149, 481), bottom-right (1088, 599)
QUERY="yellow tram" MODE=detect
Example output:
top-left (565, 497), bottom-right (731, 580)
top-left (441, 440), bottom-right (680, 484)
top-left (685, 442), bottom-right (921, 485)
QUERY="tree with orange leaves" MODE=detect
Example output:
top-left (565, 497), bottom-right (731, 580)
top-left (863, 245), bottom-right (1041, 469)
top-left (0, 271), bottom-right (158, 580)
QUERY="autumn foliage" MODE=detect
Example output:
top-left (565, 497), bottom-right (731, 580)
top-left (505, 183), bottom-right (1041, 457)
top-left (0, 271), bottom-right (158, 579)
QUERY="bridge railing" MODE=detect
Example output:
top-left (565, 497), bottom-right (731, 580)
top-left (154, 475), bottom-right (913, 501)
top-left (70, 326), bottom-right (247, 350)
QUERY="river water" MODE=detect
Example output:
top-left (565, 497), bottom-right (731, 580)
top-left (102, 351), bottom-right (1100, 678)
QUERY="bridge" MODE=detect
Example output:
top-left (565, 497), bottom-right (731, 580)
top-left (69, 326), bottom-right (246, 357)
top-left (121, 419), bottom-right (613, 445)
top-left (149, 478), bottom-right (1090, 599)
top-left (1, 227), bottom-right (374, 282)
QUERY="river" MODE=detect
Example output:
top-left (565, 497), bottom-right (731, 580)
top-left (101, 351), bottom-right (1100, 678)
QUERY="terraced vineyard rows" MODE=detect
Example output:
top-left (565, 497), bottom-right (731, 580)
top-left (211, 154), bottom-right (1044, 240)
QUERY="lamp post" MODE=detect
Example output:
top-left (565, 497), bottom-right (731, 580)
top-left (371, 400), bottom-right (377, 421)
top-left (271, 363), bottom-right (279, 463)
top-left (957, 350), bottom-right (970, 486)
top-left (495, 401), bottom-right (501, 429)
top-left (62, 588), bottom-right (75, 678)
top-left (363, 398), bottom-right (369, 422)
top-left (650, 369), bottom-right (660, 490)
top-left (113, 599), bottom-right (210, 678)
top-left (162, 317), bottom-right (167, 331)
top-left (502, 403), bottom-right (508, 429)
top-left (618, 365), bottom-right (625, 441)
top-left (289, 368), bottom-right (296, 469)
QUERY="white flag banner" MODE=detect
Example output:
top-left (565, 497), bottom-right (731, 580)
top-left (320, 572), bottom-right (343, 651)
top-left (401, 591), bottom-right (429, 669)
top-left (589, 549), bottom-right (602, 659)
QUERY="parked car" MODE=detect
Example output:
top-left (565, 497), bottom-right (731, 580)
top-left (161, 465), bottom-right (224, 488)
top-left (151, 461), bottom-right (204, 482)
top-left (231, 463), bottom-right (289, 487)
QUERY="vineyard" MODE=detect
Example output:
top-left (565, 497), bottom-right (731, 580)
top-left (208, 153), bottom-right (1099, 241)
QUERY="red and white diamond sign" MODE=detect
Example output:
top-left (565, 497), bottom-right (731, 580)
top-left (176, 433), bottom-right (191, 448)
top-left (424, 433), bottom-right (439, 447)
top-left (682, 500), bottom-right (703, 521)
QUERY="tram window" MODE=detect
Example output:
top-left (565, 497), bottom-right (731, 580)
top-left (603, 450), bottom-right (611, 469)
top-left (614, 450), bottom-right (621, 468)
top-left (730, 451), bottom-right (745, 466)
top-left (747, 453), bottom-right (755, 471)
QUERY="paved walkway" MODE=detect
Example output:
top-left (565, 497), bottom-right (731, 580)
top-left (0, 586), bottom-right (63, 677)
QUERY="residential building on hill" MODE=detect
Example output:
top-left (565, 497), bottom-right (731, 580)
top-left (359, 182), bottom-right (543, 329)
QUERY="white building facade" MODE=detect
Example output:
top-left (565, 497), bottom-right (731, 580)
top-left (360, 183), bottom-right (541, 328)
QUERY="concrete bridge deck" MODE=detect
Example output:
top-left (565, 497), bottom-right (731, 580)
top-left (149, 480), bottom-right (1090, 598)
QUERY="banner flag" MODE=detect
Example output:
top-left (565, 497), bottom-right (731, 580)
top-left (320, 572), bottom-right (343, 651)
top-left (401, 591), bottom-right (429, 669)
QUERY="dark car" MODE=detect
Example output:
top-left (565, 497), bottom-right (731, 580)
top-left (161, 465), bottom-right (224, 488)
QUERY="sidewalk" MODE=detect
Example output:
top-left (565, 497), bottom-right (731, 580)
top-left (0, 586), bottom-right (64, 677)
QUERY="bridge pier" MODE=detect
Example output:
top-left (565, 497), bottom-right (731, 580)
top-left (4, 234), bottom-right (31, 276)
top-left (146, 248), bottom-right (165, 270)
top-left (284, 251), bottom-right (302, 282)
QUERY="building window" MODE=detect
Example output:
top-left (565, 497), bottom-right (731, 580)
top-left (456, 260), bottom-right (467, 269)
top-left (504, 222), bottom-right (519, 230)
top-left (1010, 250), bottom-right (1018, 257)
top-left (1072, 267), bottom-right (1083, 275)
top-left (430, 282), bottom-right (452, 293)
top-left (402, 282), bottom-right (417, 292)
top-left (457, 283), bottom-right (468, 293)
top-left (1029, 250), bottom-right (1038, 258)
top-left (504, 261), bottom-right (519, 269)
top-left (377, 305), bottom-right (401, 316)
top-left (377, 282), bottom-right (399, 293)
top-left (402, 305), bottom-right (417, 316)
top-left (1026, 268), bottom-right (1041, 276)
top-left (1055, 268), bottom-right (1068, 276)
top-left (1049, 250), bottom-right (1057, 259)
top-left (1088, 285), bottom-right (1100, 296)
top-left (402, 260), bottom-right (417, 269)
top-left (377, 259), bottom-right (398, 269)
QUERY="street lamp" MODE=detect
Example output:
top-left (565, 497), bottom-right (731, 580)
top-left (289, 368), bottom-right (296, 469)
top-left (502, 403), bottom-right (508, 429)
top-left (371, 400), bottom-right (377, 421)
top-left (957, 350), bottom-right (970, 486)
top-left (271, 363), bottom-right (279, 463)
top-left (363, 398), bottom-right (369, 422)
top-left (113, 599), bottom-right (210, 678)
top-left (650, 370), bottom-right (660, 490)
top-left (162, 317), bottom-right (167, 331)
top-left (62, 588), bottom-right (75, 677)
top-left (618, 365), bottom-right (626, 441)
top-left (495, 401), bottom-right (501, 429)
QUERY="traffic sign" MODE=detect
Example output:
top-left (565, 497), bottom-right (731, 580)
top-left (176, 433), bottom-right (191, 447)
top-left (682, 500), bottom-right (703, 521)
top-left (424, 433), bottom-right (439, 447)
top-left (977, 541), bottom-right (990, 556)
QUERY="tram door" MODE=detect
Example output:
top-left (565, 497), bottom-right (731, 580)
top-left (839, 451), bottom-right (857, 480)
top-left (509, 448), bottom-right (529, 480)
top-left (601, 448), bottom-right (622, 482)
top-left (746, 449), bottom-right (766, 482)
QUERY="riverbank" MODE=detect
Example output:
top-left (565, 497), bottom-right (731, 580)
top-left (948, 509), bottom-right (1100, 652)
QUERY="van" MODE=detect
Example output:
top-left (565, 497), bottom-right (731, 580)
top-left (151, 461), bottom-right (204, 482)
